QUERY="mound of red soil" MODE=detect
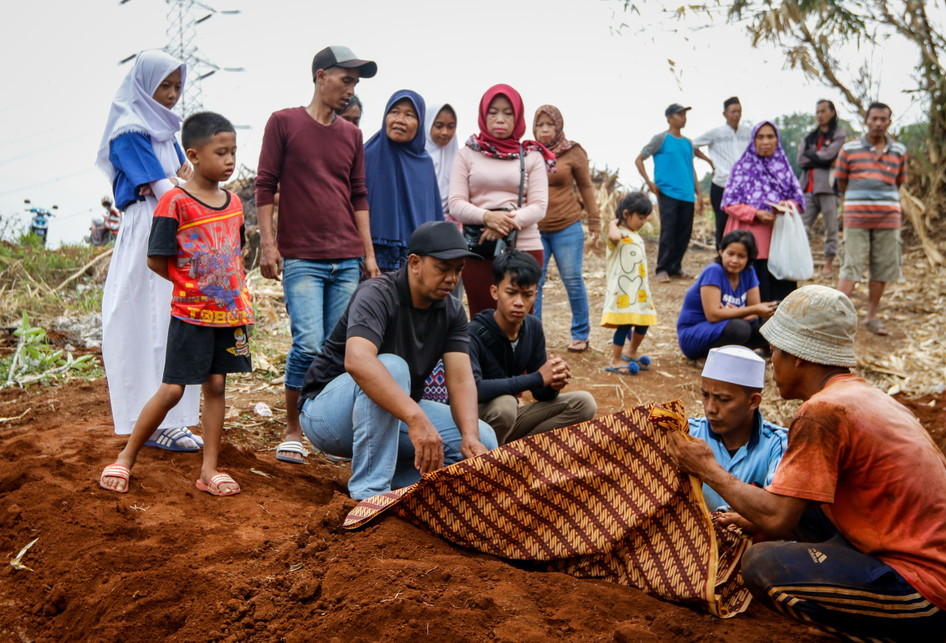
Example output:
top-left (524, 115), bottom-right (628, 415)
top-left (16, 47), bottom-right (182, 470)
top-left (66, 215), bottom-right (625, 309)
top-left (0, 379), bottom-right (829, 642)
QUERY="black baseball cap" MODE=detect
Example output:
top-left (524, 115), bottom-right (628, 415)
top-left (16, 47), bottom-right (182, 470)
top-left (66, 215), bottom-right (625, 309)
top-left (665, 103), bottom-right (692, 117)
top-left (311, 45), bottom-right (377, 80)
top-left (409, 221), bottom-right (479, 260)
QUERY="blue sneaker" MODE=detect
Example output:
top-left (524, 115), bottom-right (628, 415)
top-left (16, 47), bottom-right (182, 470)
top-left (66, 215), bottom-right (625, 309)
top-left (144, 427), bottom-right (202, 452)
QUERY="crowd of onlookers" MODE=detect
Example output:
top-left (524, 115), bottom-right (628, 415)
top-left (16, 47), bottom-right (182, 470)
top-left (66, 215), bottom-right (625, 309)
top-left (91, 44), bottom-right (943, 642)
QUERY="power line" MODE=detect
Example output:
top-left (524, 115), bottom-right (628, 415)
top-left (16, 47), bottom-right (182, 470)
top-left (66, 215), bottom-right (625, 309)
top-left (0, 128), bottom-right (56, 149)
top-left (121, 0), bottom-right (242, 116)
top-left (0, 131), bottom-right (97, 167)
top-left (0, 168), bottom-right (96, 197)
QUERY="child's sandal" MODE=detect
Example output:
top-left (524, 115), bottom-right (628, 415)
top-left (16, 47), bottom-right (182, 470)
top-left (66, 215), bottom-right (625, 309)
top-left (195, 473), bottom-right (241, 497)
top-left (621, 355), bottom-right (651, 370)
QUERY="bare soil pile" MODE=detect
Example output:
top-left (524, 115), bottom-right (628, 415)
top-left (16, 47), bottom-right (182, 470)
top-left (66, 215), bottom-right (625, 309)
top-left (2, 230), bottom-right (943, 641)
top-left (0, 379), bottom-right (839, 642)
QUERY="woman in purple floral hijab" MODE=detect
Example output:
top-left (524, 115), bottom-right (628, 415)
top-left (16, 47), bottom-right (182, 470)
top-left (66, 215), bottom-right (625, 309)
top-left (721, 120), bottom-right (805, 301)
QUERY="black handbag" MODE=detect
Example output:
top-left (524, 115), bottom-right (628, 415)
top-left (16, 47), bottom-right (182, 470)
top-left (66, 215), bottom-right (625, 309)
top-left (463, 146), bottom-right (525, 259)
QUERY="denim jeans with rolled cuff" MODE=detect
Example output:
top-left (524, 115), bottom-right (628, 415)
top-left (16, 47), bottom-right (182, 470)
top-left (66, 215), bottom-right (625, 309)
top-left (282, 257), bottom-right (361, 391)
top-left (300, 353), bottom-right (498, 500)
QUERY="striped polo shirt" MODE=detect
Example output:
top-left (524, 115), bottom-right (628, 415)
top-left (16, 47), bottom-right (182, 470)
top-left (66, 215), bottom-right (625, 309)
top-left (836, 136), bottom-right (908, 229)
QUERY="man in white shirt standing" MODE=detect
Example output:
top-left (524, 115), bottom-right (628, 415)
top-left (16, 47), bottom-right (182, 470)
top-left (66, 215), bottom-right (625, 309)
top-left (693, 97), bottom-right (753, 247)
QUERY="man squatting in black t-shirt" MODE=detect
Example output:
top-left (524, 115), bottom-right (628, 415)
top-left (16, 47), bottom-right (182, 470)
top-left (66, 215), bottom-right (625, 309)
top-left (297, 222), bottom-right (498, 500)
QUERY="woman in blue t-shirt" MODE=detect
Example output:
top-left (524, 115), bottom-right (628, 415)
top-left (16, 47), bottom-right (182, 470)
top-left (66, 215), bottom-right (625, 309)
top-left (676, 230), bottom-right (779, 360)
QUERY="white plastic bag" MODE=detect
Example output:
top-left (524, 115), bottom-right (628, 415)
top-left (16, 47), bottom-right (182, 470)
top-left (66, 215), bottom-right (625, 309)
top-left (768, 203), bottom-right (814, 281)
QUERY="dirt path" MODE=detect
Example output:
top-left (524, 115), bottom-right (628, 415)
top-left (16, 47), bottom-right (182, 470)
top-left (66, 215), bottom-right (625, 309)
top-left (0, 234), bottom-right (942, 641)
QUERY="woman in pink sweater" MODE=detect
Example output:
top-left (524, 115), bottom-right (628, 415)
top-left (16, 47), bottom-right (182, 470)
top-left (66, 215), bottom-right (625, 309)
top-left (449, 84), bottom-right (553, 316)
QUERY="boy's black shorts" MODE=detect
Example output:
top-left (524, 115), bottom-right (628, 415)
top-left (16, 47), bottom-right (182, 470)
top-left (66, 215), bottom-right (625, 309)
top-left (163, 318), bottom-right (253, 385)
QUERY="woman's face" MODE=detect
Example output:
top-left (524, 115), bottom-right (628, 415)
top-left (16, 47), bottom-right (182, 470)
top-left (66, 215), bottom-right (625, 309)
top-left (534, 113), bottom-right (556, 146)
top-left (385, 98), bottom-right (419, 143)
top-left (719, 241), bottom-right (750, 275)
top-left (754, 124), bottom-right (778, 158)
top-left (152, 68), bottom-right (183, 110)
top-left (340, 104), bottom-right (362, 127)
top-left (486, 95), bottom-right (515, 139)
top-left (430, 107), bottom-right (457, 147)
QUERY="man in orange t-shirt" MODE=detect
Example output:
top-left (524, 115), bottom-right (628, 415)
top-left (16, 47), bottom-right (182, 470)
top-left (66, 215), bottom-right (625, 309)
top-left (668, 285), bottom-right (946, 641)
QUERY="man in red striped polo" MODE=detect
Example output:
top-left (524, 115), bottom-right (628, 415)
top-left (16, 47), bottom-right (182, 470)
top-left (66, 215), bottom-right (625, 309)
top-left (835, 102), bottom-right (908, 336)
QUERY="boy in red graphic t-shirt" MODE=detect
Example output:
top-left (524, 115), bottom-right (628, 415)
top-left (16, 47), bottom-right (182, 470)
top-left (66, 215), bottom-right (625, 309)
top-left (99, 111), bottom-right (252, 497)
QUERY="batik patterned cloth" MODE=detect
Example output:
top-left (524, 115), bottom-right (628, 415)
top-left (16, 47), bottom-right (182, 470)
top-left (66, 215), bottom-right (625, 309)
top-left (344, 400), bottom-right (753, 617)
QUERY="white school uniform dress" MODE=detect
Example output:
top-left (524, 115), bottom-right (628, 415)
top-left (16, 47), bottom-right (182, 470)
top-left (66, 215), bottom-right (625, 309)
top-left (95, 50), bottom-right (200, 435)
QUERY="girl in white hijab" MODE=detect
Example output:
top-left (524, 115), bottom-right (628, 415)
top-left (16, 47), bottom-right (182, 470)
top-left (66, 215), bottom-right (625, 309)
top-left (423, 103), bottom-right (464, 300)
top-left (424, 103), bottom-right (458, 219)
top-left (96, 50), bottom-right (201, 450)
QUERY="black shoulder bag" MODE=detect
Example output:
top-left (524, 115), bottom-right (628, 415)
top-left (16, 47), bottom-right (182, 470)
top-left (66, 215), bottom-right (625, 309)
top-left (463, 146), bottom-right (525, 259)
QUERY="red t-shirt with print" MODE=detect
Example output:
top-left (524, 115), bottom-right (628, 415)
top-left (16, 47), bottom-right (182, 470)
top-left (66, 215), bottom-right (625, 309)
top-left (149, 187), bottom-right (253, 327)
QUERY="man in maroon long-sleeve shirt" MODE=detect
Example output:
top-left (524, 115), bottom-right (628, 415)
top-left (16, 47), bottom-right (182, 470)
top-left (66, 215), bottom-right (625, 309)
top-left (255, 46), bottom-right (379, 464)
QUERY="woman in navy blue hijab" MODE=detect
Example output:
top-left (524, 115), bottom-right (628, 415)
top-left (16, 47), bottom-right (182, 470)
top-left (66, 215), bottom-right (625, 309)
top-left (365, 89), bottom-right (443, 271)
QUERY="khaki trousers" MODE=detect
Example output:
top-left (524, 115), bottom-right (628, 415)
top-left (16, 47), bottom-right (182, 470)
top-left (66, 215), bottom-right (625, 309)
top-left (479, 391), bottom-right (597, 445)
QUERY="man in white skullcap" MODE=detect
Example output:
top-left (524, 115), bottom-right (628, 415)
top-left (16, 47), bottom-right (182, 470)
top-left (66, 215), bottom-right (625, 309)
top-left (668, 285), bottom-right (946, 641)
top-left (687, 345), bottom-right (787, 512)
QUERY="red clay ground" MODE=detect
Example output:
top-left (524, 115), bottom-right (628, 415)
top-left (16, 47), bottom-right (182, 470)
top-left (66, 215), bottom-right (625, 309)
top-left (0, 378), bottom-right (832, 643)
top-left (1, 238), bottom-right (942, 641)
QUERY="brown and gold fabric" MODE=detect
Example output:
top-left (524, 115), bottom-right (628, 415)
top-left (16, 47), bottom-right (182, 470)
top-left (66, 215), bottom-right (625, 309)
top-left (343, 400), bottom-right (753, 617)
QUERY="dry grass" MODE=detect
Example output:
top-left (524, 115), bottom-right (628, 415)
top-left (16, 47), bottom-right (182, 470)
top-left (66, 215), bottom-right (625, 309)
top-left (0, 240), bottom-right (106, 327)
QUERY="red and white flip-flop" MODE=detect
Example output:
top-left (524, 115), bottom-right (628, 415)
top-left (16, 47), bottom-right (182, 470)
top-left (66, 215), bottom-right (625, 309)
top-left (99, 463), bottom-right (131, 494)
top-left (195, 473), bottom-right (241, 497)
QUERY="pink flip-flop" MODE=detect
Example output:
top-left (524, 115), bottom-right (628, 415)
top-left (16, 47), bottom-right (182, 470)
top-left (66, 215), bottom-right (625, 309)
top-left (195, 473), bottom-right (241, 497)
top-left (99, 463), bottom-right (131, 494)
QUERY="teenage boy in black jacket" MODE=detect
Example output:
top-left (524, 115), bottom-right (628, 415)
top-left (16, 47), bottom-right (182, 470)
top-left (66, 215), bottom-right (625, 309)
top-left (469, 250), bottom-right (597, 445)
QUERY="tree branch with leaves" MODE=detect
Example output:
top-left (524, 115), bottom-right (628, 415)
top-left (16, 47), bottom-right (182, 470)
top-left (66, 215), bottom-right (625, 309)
top-left (622, 0), bottom-right (946, 261)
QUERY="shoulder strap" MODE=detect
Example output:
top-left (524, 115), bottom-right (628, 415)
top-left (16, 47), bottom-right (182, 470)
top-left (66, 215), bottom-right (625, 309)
top-left (517, 144), bottom-right (525, 208)
top-left (469, 317), bottom-right (507, 367)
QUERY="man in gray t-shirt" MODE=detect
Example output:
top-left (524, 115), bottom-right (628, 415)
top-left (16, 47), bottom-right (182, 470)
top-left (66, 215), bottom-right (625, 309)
top-left (299, 222), bottom-right (498, 500)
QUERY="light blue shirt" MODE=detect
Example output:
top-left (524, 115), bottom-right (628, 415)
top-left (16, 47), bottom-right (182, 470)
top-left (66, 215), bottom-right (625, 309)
top-left (640, 131), bottom-right (695, 202)
top-left (687, 411), bottom-right (788, 512)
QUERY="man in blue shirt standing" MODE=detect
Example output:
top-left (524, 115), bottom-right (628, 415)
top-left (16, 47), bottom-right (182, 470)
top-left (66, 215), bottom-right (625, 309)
top-left (636, 103), bottom-right (707, 282)
top-left (687, 345), bottom-right (787, 512)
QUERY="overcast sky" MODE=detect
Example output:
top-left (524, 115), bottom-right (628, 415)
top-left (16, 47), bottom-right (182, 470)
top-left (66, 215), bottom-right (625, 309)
top-left (0, 0), bottom-right (922, 246)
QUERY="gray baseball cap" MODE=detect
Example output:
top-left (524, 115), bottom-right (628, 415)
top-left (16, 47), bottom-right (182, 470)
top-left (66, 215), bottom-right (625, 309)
top-left (312, 46), bottom-right (377, 79)
top-left (665, 103), bottom-right (692, 117)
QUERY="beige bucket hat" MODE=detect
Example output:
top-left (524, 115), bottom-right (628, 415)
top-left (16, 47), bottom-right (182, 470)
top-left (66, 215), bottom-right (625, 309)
top-left (760, 285), bottom-right (858, 368)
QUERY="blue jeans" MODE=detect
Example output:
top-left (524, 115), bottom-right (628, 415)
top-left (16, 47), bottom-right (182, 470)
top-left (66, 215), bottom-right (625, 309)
top-left (299, 354), bottom-right (498, 500)
top-left (282, 257), bottom-right (360, 391)
top-left (536, 220), bottom-right (590, 341)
